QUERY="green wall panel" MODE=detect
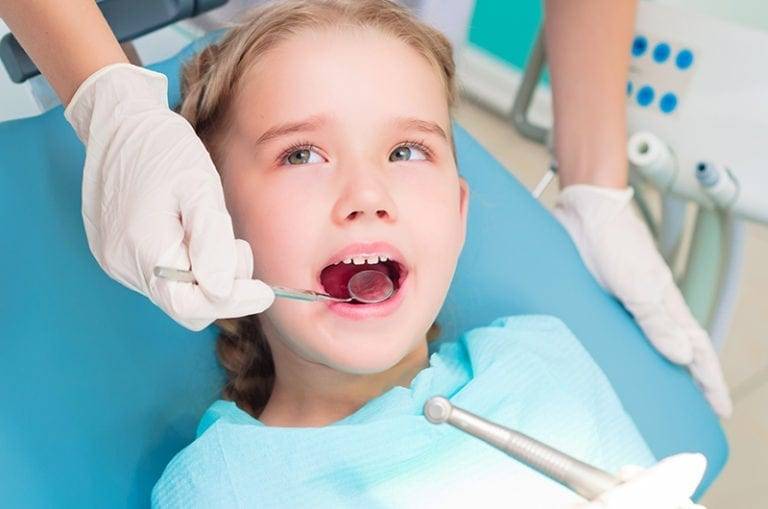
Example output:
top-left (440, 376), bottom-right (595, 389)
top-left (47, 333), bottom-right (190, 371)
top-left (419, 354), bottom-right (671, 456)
top-left (468, 0), bottom-right (543, 70)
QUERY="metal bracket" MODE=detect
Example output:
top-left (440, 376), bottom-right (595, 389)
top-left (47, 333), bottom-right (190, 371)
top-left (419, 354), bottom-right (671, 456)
top-left (509, 26), bottom-right (548, 145)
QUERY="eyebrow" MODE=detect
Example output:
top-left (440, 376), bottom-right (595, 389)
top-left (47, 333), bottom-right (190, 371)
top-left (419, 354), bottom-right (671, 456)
top-left (254, 115), bottom-right (449, 145)
top-left (392, 117), bottom-right (449, 141)
top-left (255, 114), bottom-right (328, 145)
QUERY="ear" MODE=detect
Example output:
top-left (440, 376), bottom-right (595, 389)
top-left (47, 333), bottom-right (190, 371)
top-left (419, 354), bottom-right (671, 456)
top-left (457, 176), bottom-right (470, 248)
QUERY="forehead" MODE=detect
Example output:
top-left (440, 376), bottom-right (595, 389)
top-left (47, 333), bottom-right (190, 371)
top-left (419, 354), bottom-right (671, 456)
top-left (230, 27), bottom-right (451, 136)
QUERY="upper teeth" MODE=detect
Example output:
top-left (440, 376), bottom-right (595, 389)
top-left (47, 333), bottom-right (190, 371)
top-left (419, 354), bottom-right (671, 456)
top-left (341, 254), bottom-right (390, 265)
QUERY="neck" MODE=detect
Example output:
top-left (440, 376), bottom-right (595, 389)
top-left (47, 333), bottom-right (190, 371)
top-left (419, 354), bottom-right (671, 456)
top-left (257, 326), bottom-right (429, 428)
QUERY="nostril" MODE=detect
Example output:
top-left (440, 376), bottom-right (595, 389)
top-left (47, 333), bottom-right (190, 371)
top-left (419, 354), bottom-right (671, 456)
top-left (344, 210), bottom-right (389, 221)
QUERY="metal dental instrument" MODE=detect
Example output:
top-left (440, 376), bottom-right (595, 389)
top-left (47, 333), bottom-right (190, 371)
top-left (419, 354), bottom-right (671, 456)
top-left (345, 268), bottom-right (395, 303)
top-left (153, 266), bottom-right (395, 304)
top-left (532, 159), bottom-right (558, 199)
top-left (423, 396), bottom-right (622, 501)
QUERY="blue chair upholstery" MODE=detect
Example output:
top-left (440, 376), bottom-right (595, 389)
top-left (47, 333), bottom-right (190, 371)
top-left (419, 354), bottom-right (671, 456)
top-left (0, 36), bottom-right (726, 508)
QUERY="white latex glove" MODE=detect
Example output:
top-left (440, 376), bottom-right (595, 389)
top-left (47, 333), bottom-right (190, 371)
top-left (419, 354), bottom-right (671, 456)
top-left (64, 63), bottom-right (274, 331)
top-left (553, 184), bottom-right (732, 418)
top-left (572, 453), bottom-right (708, 509)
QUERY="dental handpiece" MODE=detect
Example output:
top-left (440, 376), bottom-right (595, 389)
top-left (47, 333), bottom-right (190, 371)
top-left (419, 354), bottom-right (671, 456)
top-left (531, 160), bottom-right (558, 199)
top-left (423, 397), bottom-right (621, 501)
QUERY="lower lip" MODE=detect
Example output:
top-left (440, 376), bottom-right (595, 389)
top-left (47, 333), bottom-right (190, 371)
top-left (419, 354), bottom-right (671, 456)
top-left (326, 274), bottom-right (409, 320)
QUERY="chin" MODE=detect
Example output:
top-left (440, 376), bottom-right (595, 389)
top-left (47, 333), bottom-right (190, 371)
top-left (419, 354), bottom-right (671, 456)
top-left (315, 328), bottom-right (426, 375)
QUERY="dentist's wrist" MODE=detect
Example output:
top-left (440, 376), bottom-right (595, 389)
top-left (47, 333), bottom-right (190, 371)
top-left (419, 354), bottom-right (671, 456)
top-left (555, 159), bottom-right (629, 189)
top-left (556, 184), bottom-right (635, 211)
top-left (63, 63), bottom-right (170, 144)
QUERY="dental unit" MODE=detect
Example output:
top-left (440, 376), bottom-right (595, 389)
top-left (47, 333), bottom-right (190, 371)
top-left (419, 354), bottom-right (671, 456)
top-left (512, 0), bottom-right (768, 353)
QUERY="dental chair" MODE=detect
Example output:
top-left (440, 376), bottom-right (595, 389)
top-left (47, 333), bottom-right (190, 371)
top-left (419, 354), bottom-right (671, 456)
top-left (0, 3), bottom-right (727, 508)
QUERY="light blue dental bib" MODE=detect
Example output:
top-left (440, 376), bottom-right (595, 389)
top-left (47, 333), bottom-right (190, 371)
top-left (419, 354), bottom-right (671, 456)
top-left (152, 315), bottom-right (655, 508)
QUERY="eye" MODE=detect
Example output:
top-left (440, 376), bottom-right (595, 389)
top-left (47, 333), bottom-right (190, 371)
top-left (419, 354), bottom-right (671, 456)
top-left (281, 145), bottom-right (324, 166)
top-left (389, 142), bottom-right (429, 162)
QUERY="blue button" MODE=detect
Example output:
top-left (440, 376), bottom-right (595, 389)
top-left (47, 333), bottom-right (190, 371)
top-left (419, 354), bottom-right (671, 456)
top-left (653, 43), bottom-right (671, 63)
top-left (676, 49), bottom-right (694, 69)
top-left (632, 36), bottom-right (648, 57)
top-left (636, 85), bottom-right (655, 107)
top-left (627, 81), bottom-right (633, 96)
top-left (660, 92), bottom-right (678, 113)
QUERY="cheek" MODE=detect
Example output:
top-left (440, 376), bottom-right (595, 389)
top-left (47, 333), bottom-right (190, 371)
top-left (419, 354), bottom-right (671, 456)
top-left (220, 171), bottom-right (254, 238)
top-left (225, 174), bottom-right (328, 280)
top-left (398, 173), bottom-right (464, 308)
top-left (400, 175), bottom-right (464, 258)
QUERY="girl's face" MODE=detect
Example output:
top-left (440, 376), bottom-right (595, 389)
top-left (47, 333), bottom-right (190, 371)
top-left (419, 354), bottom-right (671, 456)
top-left (218, 27), bottom-right (468, 377)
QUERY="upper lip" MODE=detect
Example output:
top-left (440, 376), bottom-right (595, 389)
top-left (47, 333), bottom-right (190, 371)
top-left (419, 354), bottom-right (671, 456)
top-left (319, 241), bottom-right (407, 270)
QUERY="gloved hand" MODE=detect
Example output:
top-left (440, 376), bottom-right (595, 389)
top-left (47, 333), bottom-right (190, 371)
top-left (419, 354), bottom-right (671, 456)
top-left (553, 184), bottom-right (732, 418)
top-left (64, 63), bottom-right (274, 331)
top-left (572, 453), bottom-right (708, 509)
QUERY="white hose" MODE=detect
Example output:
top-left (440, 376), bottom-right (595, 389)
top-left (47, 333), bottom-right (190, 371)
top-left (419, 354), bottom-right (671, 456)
top-left (628, 131), bottom-right (677, 190)
top-left (709, 215), bottom-right (746, 351)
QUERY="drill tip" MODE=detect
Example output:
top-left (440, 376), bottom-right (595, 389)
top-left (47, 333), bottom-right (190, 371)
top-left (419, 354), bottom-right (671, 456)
top-left (423, 396), bottom-right (452, 424)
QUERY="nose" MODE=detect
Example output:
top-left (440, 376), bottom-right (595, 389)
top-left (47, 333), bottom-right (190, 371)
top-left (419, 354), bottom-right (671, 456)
top-left (332, 166), bottom-right (398, 225)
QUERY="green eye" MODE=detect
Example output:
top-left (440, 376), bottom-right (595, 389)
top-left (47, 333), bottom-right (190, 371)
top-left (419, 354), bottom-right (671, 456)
top-left (389, 144), bottom-right (428, 162)
top-left (283, 147), bottom-right (323, 165)
top-left (288, 149), bottom-right (311, 164)
top-left (389, 146), bottom-right (411, 162)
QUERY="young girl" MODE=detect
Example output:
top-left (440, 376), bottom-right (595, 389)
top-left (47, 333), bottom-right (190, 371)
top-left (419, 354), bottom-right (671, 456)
top-left (151, 1), bottom-right (705, 507)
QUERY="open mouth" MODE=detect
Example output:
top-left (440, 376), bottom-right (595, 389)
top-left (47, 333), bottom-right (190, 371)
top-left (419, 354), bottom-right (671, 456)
top-left (319, 256), bottom-right (407, 304)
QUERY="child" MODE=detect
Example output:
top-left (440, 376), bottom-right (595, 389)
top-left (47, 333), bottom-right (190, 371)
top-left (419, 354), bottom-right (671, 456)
top-left (151, 1), bottom-right (705, 507)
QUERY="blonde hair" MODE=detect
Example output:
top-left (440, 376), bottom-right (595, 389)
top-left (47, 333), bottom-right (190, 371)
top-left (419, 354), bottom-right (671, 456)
top-left (178, 0), bottom-right (456, 417)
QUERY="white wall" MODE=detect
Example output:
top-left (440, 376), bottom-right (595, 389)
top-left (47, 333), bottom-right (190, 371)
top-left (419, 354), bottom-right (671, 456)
top-left (656, 0), bottom-right (768, 33)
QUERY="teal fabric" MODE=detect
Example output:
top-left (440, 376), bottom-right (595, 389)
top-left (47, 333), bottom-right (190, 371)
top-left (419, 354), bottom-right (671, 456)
top-left (152, 315), bottom-right (655, 508)
top-left (0, 33), bottom-right (726, 508)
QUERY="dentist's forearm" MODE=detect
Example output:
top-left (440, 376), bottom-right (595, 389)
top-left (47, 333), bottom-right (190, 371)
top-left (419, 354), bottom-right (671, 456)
top-left (544, 0), bottom-right (637, 189)
top-left (0, 0), bottom-right (128, 106)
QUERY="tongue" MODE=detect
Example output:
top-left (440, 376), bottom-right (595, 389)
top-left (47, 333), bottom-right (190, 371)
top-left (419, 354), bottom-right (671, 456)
top-left (320, 262), bottom-right (390, 299)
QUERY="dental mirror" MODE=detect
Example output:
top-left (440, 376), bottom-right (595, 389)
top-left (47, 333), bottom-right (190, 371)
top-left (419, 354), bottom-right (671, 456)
top-left (153, 266), bottom-right (395, 304)
top-left (347, 269), bottom-right (395, 303)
